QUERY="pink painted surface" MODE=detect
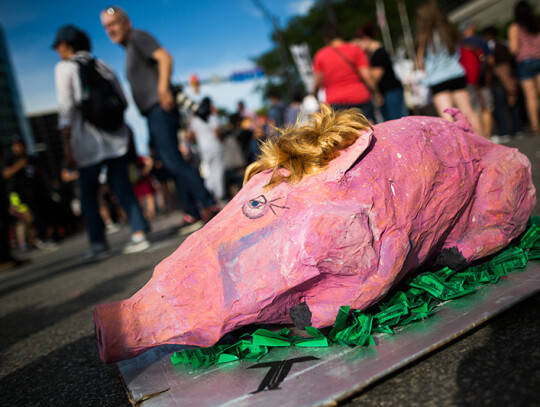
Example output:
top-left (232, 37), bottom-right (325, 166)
top-left (94, 110), bottom-right (536, 363)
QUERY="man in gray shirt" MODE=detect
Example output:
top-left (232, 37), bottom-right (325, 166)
top-left (100, 6), bottom-right (218, 226)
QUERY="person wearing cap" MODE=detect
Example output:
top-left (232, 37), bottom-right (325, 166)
top-left (100, 6), bottom-right (219, 228)
top-left (52, 24), bottom-right (151, 261)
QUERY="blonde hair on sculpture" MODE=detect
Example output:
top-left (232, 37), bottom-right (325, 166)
top-left (244, 104), bottom-right (371, 188)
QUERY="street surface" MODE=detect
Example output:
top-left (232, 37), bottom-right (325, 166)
top-left (1, 135), bottom-right (539, 406)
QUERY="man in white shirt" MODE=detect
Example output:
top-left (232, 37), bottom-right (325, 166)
top-left (53, 25), bottom-right (150, 260)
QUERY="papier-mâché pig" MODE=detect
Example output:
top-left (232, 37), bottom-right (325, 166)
top-left (94, 106), bottom-right (535, 363)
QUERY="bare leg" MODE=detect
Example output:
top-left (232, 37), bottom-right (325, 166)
top-left (452, 89), bottom-right (484, 136)
top-left (432, 91), bottom-right (455, 122)
top-left (99, 204), bottom-right (113, 226)
top-left (520, 78), bottom-right (539, 133)
top-left (534, 73), bottom-right (540, 134)
top-left (481, 87), bottom-right (494, 138)
top-left (481, 108), bottom-right (493, 138)
top-left (137, 197), bottom-right (148, 220)
top-left (144, 194), bottom-right (156, 220)
top-left (155, 186), bottom-right (165, 214)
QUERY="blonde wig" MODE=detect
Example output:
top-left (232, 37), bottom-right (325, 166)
top-left (244, 104), bottom-right (371, 189)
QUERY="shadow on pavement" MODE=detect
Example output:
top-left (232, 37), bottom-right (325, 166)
top-left (0, 213), bottom-right (194, 300)
top-left (0, 334), bottom-right (130, 407)
top-left (0, 266), bottom-right (148, 350)
top-left (454, 293), bottom-right (540, 407)
top-left (0, 254), bottom-right (95, 299)
top-left (0, 242), bottom-right (154, 300)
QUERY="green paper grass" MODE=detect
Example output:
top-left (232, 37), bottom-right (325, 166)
top-left (171, 217), bottom-right (540, 369)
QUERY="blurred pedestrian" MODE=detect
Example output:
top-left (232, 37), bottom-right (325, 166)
top-left (460, 20), bottom-right (494, 138)
top-left (2, 136), bottom-right (58, 250)
top-left (100, 6), bottom-right (219, 226)
top-left (415, 1), bottom-right (483, 135)
top-left (354, 22), bottom-right (406, 121)
top-left (98, 182), bottom-right (123, 235)
top-left (234, 101), bottom-right (256, 163)
top-left (8, 191), bottom-right (33, 251)
top-left (149, 145), bottom-right (175, 214)
top-left (235, 100), bottom-right (256, 129)
top-left (313, 24), bottom-right (378, 122)
top-left (222, 113), bottom-right (247, 198)
top-left (249, 114), bottom-right (268, 163)
top-left (508, 0), bottom-right (540, 137)
top-left (0, 174), bottom-right (27, 271)
top-left (266, 90), bottom-right (287, 132)
top-left (59, 164), bottom-right (84, 233)
top-left (130, 154), bottom-right (157, 220)
top-left (53, 24), bottom-right (150, 260)
top-left (187, 97), bottom-right (225, 201)
top-left (125, 130), bottom-right (157, 220)
top-left (284, 90), bottom-right (304, 125)
top-left (483, 26), bottom-right (523, 142)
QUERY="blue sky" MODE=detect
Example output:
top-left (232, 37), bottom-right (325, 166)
top-left (0, 0), bottom-right (314, 153)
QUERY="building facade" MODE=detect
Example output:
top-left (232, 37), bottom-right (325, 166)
top-left (27, 111), bottom-right (63, 183)
top-left (0, 23), bottom-right (34, 166)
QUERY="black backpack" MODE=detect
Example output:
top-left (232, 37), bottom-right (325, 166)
top-left (75, 58), bottom-right (126, 132)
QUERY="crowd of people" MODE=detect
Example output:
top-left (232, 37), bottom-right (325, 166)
top-left (1, 1), bottom-right (539, 270)
top-left (313, 0), bottom-right (539, 141)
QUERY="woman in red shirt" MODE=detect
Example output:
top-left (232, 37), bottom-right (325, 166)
top-left (313, 24), bottom-right (379, 122)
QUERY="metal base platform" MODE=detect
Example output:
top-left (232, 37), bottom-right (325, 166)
top-left (118, 262), bottom-right (540, 406)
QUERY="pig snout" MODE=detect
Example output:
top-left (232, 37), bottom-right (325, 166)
top-left (94, 300), bottom-right (132, 363)
top-left (94, 231), bottom-right (228, 363)
top-left (93, 213), bottom-right (279, 363)
top-left (94, 268), bottom-right (226, 363)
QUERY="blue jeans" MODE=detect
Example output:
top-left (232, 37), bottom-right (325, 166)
top-left (491, 83), bottom-right (522, 136)
top-left (517, 59), bottom-right (540, 80)
top-left (381, 88), bottom-right (406, 121)
top-left (147, 104), bottom-right (215, 219)
top-left (78, 154), bottom-right (149, 246)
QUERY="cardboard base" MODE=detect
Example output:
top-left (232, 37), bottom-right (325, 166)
top-left (118, 262), bottom-right (540, 406)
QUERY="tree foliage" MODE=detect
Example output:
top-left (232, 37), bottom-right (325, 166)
top-left (252, 0), bottom-right (426, 100)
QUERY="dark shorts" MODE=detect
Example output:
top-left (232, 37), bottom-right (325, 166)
top-left (517, 59), bottom-right (540, 80)
top-left (430, 76), bottom-right (467, 95)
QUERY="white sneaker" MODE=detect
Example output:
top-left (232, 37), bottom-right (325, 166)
top-left (123, 234), bottom-right (151, 254)
top-left (35, 239), bottom-right (58, 251)
top-left (106, 223), bottom-right (121, 235)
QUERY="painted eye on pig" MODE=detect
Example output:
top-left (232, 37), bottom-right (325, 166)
top-left (242, 195), bottom-right (289, 219)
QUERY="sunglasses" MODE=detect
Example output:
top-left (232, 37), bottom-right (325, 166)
top-left (104, 6), bottom-right (118, 15)
top-left (102, 6), bottom-right (128, 27)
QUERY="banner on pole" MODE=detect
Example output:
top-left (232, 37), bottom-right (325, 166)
top-left (290, 43), bottom-right (314, 94)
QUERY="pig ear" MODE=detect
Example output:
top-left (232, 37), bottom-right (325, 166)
top-left (324, 129), bottom-right (373, 182)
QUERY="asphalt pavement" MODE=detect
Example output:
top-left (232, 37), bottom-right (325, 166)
top-left (0, 134), bottom-right (539, 407)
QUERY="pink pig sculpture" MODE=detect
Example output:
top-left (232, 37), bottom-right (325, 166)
top-left (94, 107), bottom-right (535, 363)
